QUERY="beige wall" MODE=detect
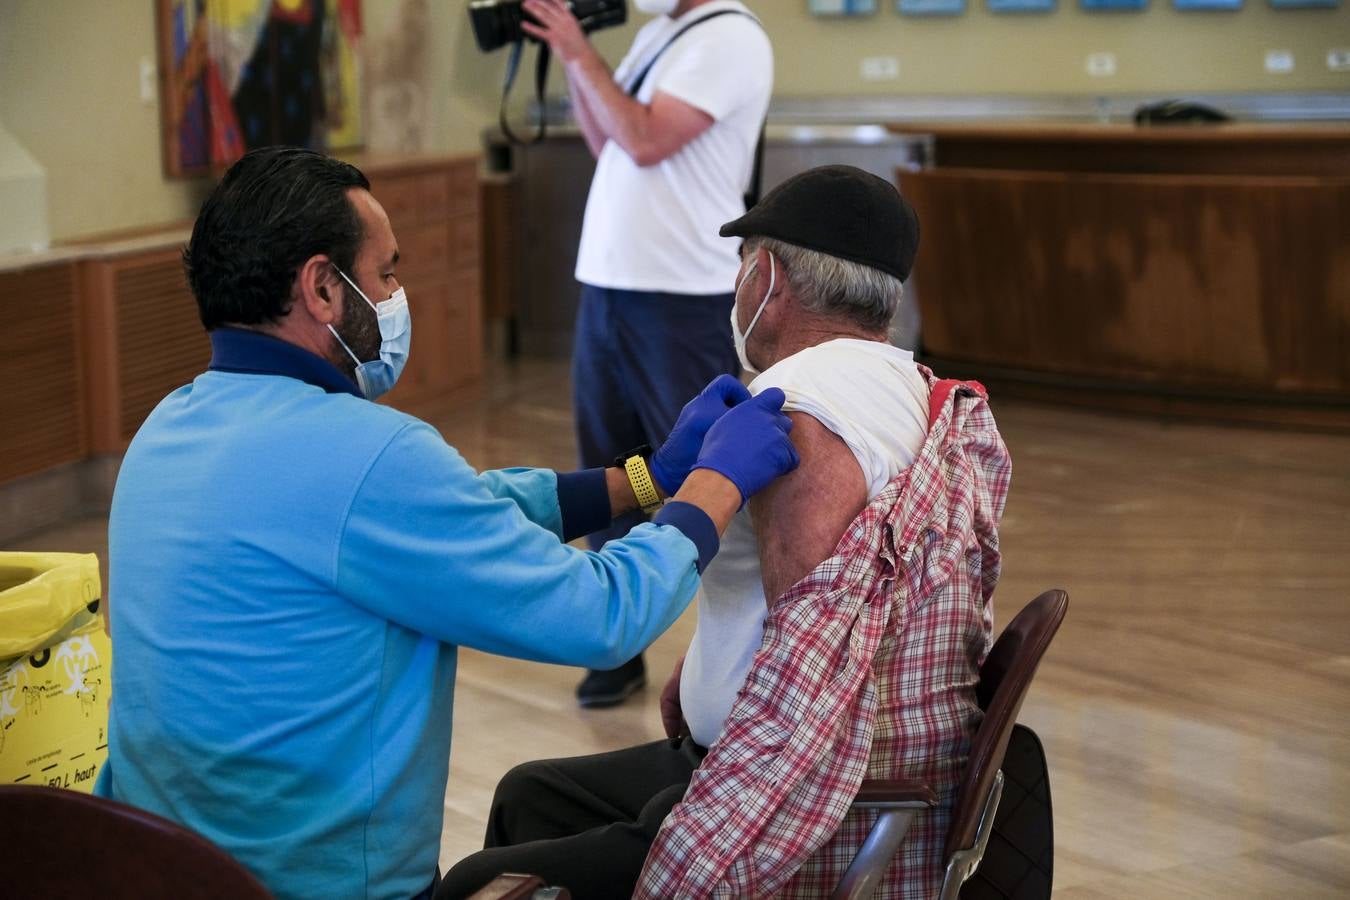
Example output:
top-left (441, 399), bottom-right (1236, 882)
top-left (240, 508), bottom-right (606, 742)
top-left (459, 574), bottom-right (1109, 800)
top-left (0, 0), bottom-right (505, 243)
top-left (757, 1), bottom-right (1350, 95)
top-left (548, 1), bottom-right (1349, 95)
top-left (0, 1), bottom-right (208, 243)
top-left (0, 0), bottom-right (1345, 242)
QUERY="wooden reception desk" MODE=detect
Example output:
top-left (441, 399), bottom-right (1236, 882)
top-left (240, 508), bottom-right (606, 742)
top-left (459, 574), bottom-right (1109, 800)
top-left (892, 122), bottom-right (1350, 431)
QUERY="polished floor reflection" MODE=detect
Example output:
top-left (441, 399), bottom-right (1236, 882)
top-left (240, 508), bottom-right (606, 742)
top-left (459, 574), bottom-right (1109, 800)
top-left (16, 356), bottom-right (1350, 897)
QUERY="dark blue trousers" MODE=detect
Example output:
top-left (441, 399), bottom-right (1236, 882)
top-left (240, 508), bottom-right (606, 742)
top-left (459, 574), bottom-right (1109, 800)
top-left (572, 284), bottom-right (739, 551)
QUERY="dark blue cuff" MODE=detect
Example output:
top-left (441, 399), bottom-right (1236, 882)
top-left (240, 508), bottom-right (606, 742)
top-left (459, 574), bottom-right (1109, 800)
top-left (653, 502), bottom-right (720, 574)
top-left (556, 469), bottom-right (612, 542)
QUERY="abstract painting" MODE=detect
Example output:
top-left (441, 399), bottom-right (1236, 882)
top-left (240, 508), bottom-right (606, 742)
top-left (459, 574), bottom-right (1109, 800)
top-left (156, 0), bottom-right (364, 177)
top-left (987, 0), bottom-right (1057, 11)
top-left (898, 0), bottom-right (968, 15)
top-left (808, 0), bottom-right (880, 14)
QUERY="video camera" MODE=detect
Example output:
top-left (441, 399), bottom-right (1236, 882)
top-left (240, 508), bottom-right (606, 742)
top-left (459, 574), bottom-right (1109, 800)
top-left (469, 0), bottom-right (628, 53)
top-left (469, 0), bottom-right (628, 144)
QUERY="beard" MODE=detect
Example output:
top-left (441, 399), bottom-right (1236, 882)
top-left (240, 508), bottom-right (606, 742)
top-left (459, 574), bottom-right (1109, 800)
top-left (330, 283), bottom-right (382, 376)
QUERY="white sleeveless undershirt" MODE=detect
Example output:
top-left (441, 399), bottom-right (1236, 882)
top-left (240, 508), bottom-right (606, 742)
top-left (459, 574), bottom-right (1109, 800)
top-left (680, 339), bottom-right (931, 749)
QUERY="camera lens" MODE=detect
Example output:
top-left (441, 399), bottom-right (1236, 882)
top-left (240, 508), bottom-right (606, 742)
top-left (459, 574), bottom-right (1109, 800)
top-left (468, 0), bottom-right (526, 53)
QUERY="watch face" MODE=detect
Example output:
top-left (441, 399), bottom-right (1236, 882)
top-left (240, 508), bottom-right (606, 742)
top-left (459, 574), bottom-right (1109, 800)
top-left (614, 444), bottom-right (654, 467)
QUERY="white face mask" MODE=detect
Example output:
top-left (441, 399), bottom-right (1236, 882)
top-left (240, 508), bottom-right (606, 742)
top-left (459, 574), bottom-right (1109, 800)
top-left (634, 0), bottom-right (679, 15)
top-left (730, 251), bottom-right (775, 375)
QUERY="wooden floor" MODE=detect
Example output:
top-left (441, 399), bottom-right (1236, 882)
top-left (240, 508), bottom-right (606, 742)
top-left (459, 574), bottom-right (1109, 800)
top-left (13, 357), bottom-right (1350, 897)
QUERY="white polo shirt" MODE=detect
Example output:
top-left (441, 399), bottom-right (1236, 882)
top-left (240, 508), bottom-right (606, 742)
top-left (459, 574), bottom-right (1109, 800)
top-left (574, 2), bottom-right (773, 295)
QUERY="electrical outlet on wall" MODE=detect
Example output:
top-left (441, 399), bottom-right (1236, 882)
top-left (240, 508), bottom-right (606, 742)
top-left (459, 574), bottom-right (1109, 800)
top-left (1086, 52), bottom-right (1116, 78)
top-left (860, 56), bottom-right (900, 81)
top-left (139, 57), bottom-right (157, 105)
top-left (1329, 49), bottom-right (1350, 72)
top-left (1264, 50), bottom-right (1295, 74)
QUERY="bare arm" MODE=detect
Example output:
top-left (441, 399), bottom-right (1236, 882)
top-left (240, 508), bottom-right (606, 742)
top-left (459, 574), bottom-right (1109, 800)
top-left (523, 0), bottom-right (715, 166)
top-left (565, 63), bottom-right (714, 166)
top-left (749, 412), bottom-right (869, 606)
top-left (566, 67), bottom-right (608, 158)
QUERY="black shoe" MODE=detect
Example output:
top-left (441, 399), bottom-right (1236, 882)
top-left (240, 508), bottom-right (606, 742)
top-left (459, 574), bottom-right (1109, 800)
top-left (575, 655), bottom-right (647, 709)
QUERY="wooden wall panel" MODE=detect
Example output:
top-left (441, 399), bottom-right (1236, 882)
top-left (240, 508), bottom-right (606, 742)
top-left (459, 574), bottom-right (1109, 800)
top-left (0, 264), bottom-right (85, 483)
top-left (480, 175), bottom-right (518, 326)
top-left (905, 168), bottom-right (1350, 402)
top-left (111, 250), bottom-right (211, 443)
top-left (0, 154), bottom-right (483, 492)
top-left (364, 155), bottom-right (484, 414)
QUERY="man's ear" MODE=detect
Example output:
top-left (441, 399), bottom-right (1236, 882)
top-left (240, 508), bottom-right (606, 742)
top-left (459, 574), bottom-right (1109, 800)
top-left (756, 246), bottom-right (780, 298)
top-left (295, 254), bottom-right (340, 325)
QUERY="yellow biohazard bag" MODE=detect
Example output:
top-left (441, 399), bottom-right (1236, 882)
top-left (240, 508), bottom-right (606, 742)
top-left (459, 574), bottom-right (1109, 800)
top-left (0, 552), bottom-right (110, 792)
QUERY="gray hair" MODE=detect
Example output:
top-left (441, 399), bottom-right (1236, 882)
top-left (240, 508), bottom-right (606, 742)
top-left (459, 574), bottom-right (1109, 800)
top-left (745, 236), bottom-right (904, 333)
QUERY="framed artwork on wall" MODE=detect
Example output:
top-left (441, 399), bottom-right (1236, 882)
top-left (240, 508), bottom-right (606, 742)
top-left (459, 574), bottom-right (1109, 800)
top-left (987, 0), bottom-right (1057, 11)
top-left (898, 0), bottom-right (968, 15)
top-left (807, 0), bottom-right (879, 14)
top-left (155, 0), bottom-right (364, 178)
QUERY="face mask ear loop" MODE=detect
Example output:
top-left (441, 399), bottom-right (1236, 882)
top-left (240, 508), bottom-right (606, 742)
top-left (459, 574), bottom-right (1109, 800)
top-left (328, 324), bottom-right (363, 367)
top-left (743, 252), bottom-right (776, 338)
top-left (326, 267), bottom-right (373, 367)
top-left (332, 265), bottom-right (378, 312)
top-left (733, 261), bottom-right (753, 298)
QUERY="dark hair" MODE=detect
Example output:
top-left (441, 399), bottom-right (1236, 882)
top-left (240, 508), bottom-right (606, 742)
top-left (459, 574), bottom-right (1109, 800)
top-left (184, 147), bottom-right (370, 330)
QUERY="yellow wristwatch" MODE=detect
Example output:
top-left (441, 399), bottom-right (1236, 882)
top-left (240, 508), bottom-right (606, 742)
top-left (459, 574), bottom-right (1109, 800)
top-left (616, 446), bottom-right (662, 514)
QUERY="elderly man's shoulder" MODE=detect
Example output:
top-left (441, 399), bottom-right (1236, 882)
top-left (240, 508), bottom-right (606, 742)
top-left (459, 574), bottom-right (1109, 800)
top-left (753, 338), bottom-right (924, 392)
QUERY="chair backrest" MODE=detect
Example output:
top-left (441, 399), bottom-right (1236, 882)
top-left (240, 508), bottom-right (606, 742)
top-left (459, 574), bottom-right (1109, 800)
top-left (0, 784), bottom-right (272, 898)
top-left (944, 589), bottom-right (1068, 861)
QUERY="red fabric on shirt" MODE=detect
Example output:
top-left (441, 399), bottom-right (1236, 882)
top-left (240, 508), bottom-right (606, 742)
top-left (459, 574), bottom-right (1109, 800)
top-left (636, 371), bottom-right (1011, 899)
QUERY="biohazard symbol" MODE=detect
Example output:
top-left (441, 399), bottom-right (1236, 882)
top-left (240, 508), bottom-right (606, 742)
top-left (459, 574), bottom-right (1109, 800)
top-left (58, 636), bottom-right (102, 716)
top-left (1, 662), bottom-right (30, 723)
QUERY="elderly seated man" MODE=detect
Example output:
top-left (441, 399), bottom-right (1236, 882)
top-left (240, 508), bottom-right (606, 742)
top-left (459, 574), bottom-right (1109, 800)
top-left (439, 167), bottom-right (1011, 900)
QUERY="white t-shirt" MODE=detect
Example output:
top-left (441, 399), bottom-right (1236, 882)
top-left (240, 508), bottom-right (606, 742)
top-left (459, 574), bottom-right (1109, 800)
top-left (680, 339), bottom-right (932, 749)
top-left (574, 2), bottom-right (773, 295)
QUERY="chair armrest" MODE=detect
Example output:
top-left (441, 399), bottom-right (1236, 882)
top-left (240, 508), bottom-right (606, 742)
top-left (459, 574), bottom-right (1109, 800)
top-left (467, 873), bottom-right (571, 900)
top-left (853, 778), bottom-right (938, 809)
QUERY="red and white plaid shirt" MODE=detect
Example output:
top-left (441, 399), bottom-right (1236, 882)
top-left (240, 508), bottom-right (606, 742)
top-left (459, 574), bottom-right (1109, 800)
top-left (636, 373), bottom-right (1011, 899)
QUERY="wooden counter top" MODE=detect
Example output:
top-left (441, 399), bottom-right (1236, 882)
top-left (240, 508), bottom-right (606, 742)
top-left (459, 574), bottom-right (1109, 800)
top-left (889, 120), bottom-right (1350, 176)
top-left (892, 119), bottom-right (1350, 430)
top-left (888, 120), bottom-right (1350, 144)
top-left (0, 152), bottom-right (483, 276)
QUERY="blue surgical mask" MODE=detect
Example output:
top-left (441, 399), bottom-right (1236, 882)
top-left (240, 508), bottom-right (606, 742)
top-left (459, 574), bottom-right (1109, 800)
top-left (328, 268), bottom-right (411, 400)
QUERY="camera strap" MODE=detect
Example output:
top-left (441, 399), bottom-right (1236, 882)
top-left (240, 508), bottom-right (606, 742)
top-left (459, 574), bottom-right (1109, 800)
top-left (500, 38), bottom-right (552, 145)
top-left (625, 9), bottom-right (768, 208)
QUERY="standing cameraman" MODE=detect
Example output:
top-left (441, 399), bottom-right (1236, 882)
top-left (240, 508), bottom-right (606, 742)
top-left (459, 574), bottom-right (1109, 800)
top-left (522, 0), bottom-right (773, 709)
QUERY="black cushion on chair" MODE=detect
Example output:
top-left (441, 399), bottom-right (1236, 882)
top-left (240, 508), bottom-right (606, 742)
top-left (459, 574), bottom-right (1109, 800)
top-left (960, 725), bottom-right (1054, 900)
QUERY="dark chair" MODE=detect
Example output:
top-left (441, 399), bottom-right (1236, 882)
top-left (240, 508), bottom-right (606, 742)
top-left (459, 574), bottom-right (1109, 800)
top-left (468, 873), bottom-right (572, 900)
top-left (0, 784), bottom-right (272, 898)
top-left (467, 591), bottom-right (1067, 900)
top-left (833, 589), bottom-right (1069, 900)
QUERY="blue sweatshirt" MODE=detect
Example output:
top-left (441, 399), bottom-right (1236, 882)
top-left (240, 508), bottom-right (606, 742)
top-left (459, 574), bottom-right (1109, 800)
top-left (96, 329), bottom-right (715, 900)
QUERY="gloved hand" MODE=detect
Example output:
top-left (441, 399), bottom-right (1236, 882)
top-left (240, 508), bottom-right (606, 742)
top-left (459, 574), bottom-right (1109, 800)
top-left (650, 375), bottom-right (752, 495)
top-left (691, 388), bottom-right (799, 506)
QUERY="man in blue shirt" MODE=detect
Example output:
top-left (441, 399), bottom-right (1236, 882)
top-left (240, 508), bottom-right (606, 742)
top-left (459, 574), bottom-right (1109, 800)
top-left (95, 147), bottom-right (798, 900)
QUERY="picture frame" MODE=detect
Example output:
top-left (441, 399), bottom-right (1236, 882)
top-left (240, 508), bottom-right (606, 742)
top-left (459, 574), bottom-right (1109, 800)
top-left (155, 0), bottom-right (364, 178)
top-left (898, 0), bottom-right (968, 15)
top-left (807, 0), bottom-right (880, 15)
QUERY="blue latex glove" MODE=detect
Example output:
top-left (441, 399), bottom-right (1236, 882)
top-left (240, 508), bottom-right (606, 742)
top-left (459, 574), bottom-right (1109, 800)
top-left (692, 388), bottom-right (800, 506)
top-left (650, 375), bottom-right (752, 495)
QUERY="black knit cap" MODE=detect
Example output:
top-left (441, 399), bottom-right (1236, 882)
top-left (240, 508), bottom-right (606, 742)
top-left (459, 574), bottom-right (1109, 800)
top-left (720, 164), bottom-right (920, 282)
